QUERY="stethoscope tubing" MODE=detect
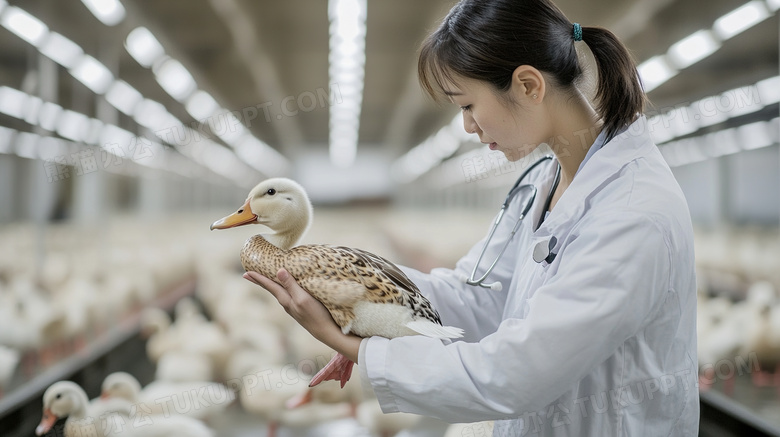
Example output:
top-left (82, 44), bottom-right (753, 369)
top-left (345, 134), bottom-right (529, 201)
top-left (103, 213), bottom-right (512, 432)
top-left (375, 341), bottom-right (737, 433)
top-left (464, 155), bottom-right (561, 289)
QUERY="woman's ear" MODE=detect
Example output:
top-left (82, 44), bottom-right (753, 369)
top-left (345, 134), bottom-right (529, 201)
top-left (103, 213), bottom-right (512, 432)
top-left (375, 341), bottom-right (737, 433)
top-left (510, 65), bottom-right (546, 104)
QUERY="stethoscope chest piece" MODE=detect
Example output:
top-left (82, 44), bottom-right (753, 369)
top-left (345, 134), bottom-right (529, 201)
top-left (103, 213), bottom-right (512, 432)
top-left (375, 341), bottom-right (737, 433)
top-left (533, 235), bottom-right (558, 264)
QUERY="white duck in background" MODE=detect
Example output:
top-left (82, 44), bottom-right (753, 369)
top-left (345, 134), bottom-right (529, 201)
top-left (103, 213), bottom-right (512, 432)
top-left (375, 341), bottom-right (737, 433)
top-left (171, 298), bottom-right (232, 380)
top-left (100, 372), bottom-right (235, 421)
top-left (36, 381), bottom-right (131, 437)
top-left (356, 399), bottom-right (422, 437)
top-left (37, 380), bottom-right (216, 437)
top-left (211, 178), bottom-right (463, 388)
top-left (155, 351), bottom-right (214, 383)
top-left (139, 307), bottom-right (175, 362)
top-left (238, 364), bottom-right (310, 437)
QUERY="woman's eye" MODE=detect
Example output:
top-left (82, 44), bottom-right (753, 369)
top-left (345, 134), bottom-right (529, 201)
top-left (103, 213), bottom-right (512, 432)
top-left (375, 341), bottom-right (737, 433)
top-left (266, 188), bottom-right (276, 196)
top-left (460, 105), bottom-right (472, 112)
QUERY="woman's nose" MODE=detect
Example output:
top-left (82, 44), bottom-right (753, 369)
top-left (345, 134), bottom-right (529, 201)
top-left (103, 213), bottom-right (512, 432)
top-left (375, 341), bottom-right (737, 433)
top-left (463, 113), bottom-right (480, 135)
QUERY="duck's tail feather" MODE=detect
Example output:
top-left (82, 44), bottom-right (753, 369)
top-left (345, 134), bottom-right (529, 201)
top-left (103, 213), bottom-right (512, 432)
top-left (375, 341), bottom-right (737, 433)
top-left (405, 320), bottom-right (464, 339)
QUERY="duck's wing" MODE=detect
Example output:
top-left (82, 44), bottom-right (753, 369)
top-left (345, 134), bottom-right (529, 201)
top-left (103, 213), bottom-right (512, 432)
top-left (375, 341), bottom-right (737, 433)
top-left (329, 246), bottom-right (444, 326)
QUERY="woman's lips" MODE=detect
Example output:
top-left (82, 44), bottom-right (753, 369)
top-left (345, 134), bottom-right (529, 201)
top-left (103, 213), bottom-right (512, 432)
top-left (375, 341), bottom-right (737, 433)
top-left (489, 142), bottom-right (498, 150)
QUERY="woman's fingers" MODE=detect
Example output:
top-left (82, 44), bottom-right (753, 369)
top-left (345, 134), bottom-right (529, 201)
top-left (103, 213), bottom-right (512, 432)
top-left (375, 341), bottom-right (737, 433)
top-left (275, 269), bottom-right (310, 304)
top-left (243, 271), bottom-right (291, 307)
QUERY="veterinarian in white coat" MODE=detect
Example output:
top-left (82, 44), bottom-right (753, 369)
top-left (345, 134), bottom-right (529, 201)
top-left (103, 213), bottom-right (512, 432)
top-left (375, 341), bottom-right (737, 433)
top-left (249, 0), bottom-right (699, 435)
top-left (358, 115), bottom-right (699, 436)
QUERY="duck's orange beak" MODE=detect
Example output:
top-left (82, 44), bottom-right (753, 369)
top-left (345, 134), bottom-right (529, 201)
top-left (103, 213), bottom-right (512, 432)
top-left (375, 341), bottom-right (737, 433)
top-left (210, 199), bottom-right (257, 230)
top-left (35, 408), bottom-right (57, 436)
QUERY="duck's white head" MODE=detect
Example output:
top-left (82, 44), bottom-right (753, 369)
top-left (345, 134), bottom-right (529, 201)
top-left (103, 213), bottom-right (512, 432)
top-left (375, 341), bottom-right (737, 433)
top-left (139, 306), bottom-right (171, 338)
top-left (101, 372), bottom-right (142, 402)
top-left (36, 381), bottom-right (88, 435)
top-left (210, 178), bottom-right (312, 250)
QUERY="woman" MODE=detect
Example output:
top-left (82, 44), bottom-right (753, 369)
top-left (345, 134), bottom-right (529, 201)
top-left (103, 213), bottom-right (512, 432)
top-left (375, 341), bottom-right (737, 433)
top-left (245, 0), bottom-right (699, 435)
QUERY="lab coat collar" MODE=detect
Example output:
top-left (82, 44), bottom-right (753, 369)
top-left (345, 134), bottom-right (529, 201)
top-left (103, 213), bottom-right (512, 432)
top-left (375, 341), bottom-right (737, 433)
top-left (535, 116), bottom-right (657, 236)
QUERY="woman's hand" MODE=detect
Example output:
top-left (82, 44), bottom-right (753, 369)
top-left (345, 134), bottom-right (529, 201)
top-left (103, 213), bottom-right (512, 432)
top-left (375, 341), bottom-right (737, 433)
top-left (243, 269), bottom-right (361, 363)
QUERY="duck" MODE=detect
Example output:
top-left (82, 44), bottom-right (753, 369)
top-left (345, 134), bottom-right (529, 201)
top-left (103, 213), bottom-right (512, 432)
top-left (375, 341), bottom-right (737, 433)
top-left (36, 381), bottom-right (131, 437)
top-left (356, 399), bottom-right (422, 437)
top-left (139, 307), bottom-right (176, 362)
top-left (237, 363), bottom-right (311, 437)
top-left (100, 372), bottom-right (235, 421)
top-left (37, 380), bottom-right (216, 437)
top-left (210, 178), bottom-right (463, 388)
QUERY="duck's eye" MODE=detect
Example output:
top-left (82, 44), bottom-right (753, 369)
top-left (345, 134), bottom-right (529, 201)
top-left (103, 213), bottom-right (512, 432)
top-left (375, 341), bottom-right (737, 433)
top-left (266, 188), bottom-right (276, 196)
top-left (55, 393), bottom-right (62, 399)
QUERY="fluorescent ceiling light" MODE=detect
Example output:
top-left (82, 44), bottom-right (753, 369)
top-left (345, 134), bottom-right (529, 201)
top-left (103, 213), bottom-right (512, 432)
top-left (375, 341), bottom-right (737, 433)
top-left (328, 0), bottom-right (367, 168)
top-left (56, 110), bottom-right (90, 142)
top-left (125, 27), bottom-right (165, 68)
top-left (105, 80), bottom-right (143, 116)
top-left (214, 112), bottom-right (246, 146)
top-left (154, 58), bottom-right (197, 102)
top-left (714, 1), bottom-right (770, 40)
top-left (767, 0), bottom-right (780, 12)
top-left (667, 30), bottom-right (720, 69)
top-left (0, 125), bottom-right (15, 154)
top-left (36, 136), bottom-right (68, 161)
top-left (0, 1), bottom-right (6, 15)
top-left (99, 124), bottom-right (134, 151)
top-left (0, 126), bottom-right (14, 154)
top-left (133, 98), bottom-right (170, 131)
top-left (15, 132), bottom-right (38, 159)
top-left (638, 56), bottom-right (678, 92)
top-left (185, 90), bottom-right (219, 120)
top-left (70, 54), bottom-right (114, 94)
top-left (234, 135), bottom-right (289, 176)
top-left (202, 144), bottom-right (238, 177)
top-left (0, 86), bottom-right (28, 119)
top-left (82, 118), bottom-right (103, 145)
top-left (54, 114), bottom-right (84, 143)
top-left (22, 96), bottom-right (42, 125)
top-left (707, 129), bottom-right (741, 157)
top-left (0, 6), bottom-right (48, 47)
top-left (39, 32), bottom-right (83, 69)
top-left (739, 121), bottom-right (773, 150)
top-left (80, 0), bottom-right (125, 26)
top-left (692, 97), bottom-right (729, 128)
top-left (770, 118), bottom-right (779, 143)
top-left (757, 76), bottom-right (780, 106)
top-left (39, 102), bottom-right (63, 131)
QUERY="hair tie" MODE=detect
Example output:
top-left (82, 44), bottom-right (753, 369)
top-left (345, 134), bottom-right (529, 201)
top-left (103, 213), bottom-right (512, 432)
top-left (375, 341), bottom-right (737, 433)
top-left (573, 23), bottom-right (582, 41)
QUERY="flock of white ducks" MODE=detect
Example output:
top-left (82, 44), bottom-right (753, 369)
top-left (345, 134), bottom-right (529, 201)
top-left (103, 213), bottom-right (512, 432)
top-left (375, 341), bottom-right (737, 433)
top-left (695, 226), bottom-right (780, 392)
top-left (18, 201), bottom-right (466, 436)
top-left (18, 206), bottom-right (780, 432)
top-left (0, 217), bottom-right (196, 397)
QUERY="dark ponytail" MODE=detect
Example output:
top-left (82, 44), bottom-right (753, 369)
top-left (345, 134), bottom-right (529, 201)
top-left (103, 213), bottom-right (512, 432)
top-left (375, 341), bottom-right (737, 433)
top-left (418, 0), bottom-right (646, 141)
top-left (580, 26), bottom-right (646, 139)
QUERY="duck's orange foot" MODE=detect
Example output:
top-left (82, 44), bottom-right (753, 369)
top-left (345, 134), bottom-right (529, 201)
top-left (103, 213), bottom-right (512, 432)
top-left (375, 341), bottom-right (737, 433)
top-left (310, 353), bottom-right (354, 388)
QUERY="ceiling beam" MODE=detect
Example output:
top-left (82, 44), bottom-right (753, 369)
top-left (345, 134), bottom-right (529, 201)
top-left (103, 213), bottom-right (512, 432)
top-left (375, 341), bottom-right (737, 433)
top-left (381, 66), bottom-right (434, 158)
top-left (207, 0), bottom-right (305, 158)
top-left (608, 0), bottom-right (678, 41)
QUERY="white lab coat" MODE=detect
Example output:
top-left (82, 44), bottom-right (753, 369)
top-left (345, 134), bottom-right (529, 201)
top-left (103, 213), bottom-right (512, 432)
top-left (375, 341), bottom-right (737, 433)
top-left (357, 116), bottom-right (699, 436)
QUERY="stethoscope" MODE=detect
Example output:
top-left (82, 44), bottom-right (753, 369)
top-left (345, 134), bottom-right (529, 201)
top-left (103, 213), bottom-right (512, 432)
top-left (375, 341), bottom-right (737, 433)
top-left (461, 155), bottom-right (561, 291)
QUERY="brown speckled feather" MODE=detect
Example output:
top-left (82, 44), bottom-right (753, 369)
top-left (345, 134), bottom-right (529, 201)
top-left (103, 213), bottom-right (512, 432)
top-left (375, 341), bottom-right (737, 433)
top-left (240, 234), bottom-right (443, 332)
